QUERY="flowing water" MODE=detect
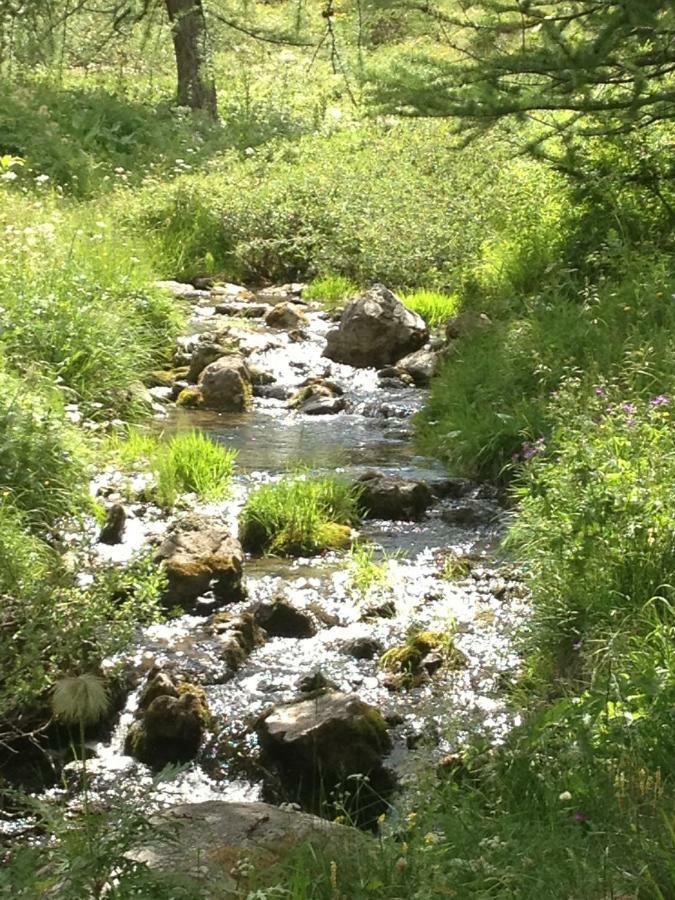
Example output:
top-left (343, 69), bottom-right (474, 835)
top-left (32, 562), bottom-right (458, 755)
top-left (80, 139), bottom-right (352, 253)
top-left (5, 290), bottom-right (527, 831)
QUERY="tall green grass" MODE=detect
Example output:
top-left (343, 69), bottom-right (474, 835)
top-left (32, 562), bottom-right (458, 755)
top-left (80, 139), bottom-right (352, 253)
top-left (239, 474), bottom-right (360, 556)
top-left (417, 253), bottom-right (675, 480)
top-left (303, 274), bottom-right (359, 309)
top-left (0, 192), bottom-right (183, 417)
top-left (154, 432), bottom-right (237, 507)
top-left (401, 290), bottom-right (459, 328)
top-left (0, 371), bottom-right (90, 523)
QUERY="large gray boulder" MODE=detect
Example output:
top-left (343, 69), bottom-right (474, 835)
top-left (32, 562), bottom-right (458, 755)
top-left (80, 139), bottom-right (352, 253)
top-left (155, 515), bottom-right (245, 610)
top-left (130, 801), bottom-right (367, 896)
top-left (323, 284), bottom-right (428, 368)
top-left (395, 348), bottom-right (441, 386)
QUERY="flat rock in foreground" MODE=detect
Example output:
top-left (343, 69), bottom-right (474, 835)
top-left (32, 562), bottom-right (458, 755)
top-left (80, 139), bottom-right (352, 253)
top-left (130, 800), bottom-right (368, 897)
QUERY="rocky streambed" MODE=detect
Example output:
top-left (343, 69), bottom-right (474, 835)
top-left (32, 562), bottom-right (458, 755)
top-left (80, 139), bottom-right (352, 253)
top-left (4, 283), bottom-right (527, 883)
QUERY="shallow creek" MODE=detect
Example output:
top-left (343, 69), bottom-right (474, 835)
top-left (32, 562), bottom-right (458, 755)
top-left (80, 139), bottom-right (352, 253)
top-left (33, 291), bottom-right (527, 824)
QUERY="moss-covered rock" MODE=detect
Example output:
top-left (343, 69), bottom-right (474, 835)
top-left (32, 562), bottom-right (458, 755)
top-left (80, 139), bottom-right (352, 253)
top-left (198, 355), bottom-right (252, 411)
top-left (176, 386), bottom-right (204, 408)
top-left (125, 669), bottom-right (210, 768)
top-left (155, 514), bottom-right (245, 610)
top-left (256, 691), bottom-right (393, 823)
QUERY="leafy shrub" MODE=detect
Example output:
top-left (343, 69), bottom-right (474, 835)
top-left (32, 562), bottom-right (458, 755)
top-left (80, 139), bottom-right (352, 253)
top-left (401, 290), bottom-right (459, 328)
top-left (154, 432), bottom-right (237, 507)
top-left (239, 474), bottom-right (360, 556)
top-left (127, 121), bottom-right (568, 291)
top-left (0, 372), bottom-right (89, 523)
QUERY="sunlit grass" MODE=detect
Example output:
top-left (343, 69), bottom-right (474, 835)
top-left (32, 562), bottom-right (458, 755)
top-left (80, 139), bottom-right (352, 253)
top-left (239, 473), bottom-right (361, 556)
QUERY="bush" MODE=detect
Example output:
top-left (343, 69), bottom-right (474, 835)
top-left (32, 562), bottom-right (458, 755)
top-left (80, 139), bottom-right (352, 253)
top-left (154, 432), bottom-right (237, 507)
top-left (239, 474), bottom-right (360, 556)
top-left (0, 192), bottom-right (183, 417)
top-left (126, 121), bottom-right (568, 290)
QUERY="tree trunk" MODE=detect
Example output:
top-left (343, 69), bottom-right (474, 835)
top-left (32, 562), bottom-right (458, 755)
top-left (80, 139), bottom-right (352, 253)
top-left (164, 0), bottom-right (217, 118)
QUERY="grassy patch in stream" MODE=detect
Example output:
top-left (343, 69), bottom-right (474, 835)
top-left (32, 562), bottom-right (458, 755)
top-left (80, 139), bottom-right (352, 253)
top-left (239, 474), bottom-right (361, 556)
top-left (108, 429), bottom-right (238, 507)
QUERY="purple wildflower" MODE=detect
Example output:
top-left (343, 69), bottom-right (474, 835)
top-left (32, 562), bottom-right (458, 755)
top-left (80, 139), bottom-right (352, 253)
top-left (626, 418), bottom-right (637, 428)
top-left (573, 812), bottom-right (588, 824)
top-left (594, 386), bottom-right (605, 397)
top-left (650, 395), bottom-right (670, 408)
top-left (621, 402), bottom-right (637, 415)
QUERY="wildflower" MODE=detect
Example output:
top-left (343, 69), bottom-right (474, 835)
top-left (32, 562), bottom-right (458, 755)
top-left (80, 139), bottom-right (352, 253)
top-left (621, 402), bottom-right (637, 415)
top-left (424, 831), bottom-right (441, 845)
top-left (1, 171), bottom-right (18, 182)
top-left (395, 857), bottom-right (408, 874)
top-left (558, 790), bottom-right (572, 802)
top-left (650, 395), bottom-right (670, 408)
top-left (34, 173), bottom-right (50, 185)
top-left (594, 386), bottom-right (605, 397)
top-left (573, 811), bottom-right (588, 824)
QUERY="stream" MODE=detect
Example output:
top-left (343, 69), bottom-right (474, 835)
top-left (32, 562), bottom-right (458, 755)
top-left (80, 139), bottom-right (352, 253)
top-left (8, 286), bottom-right (527, 832)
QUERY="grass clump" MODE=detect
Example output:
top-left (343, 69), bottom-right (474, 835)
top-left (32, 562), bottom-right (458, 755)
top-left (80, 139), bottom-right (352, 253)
top-left (347, 543), bottom-right (394, 596)
top-left (380, 626), bottom-right (465, 686)
top-left (401, 290), bottom-right (459, 328)
top-left (239, 473), bottom-right (360, 556)
top-left (303, 274), bottom-right (359, 309)
top-left (154, 432), bottom-right (237, 507)
top-left (108, 429), bottom-right (237, 508)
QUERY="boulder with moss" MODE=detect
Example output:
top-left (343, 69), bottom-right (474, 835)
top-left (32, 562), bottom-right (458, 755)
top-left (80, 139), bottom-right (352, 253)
top-left (256, 691), bottom-right (393, 820)
top-left (197, 355), bottom-right (252, 411)
top-left (155, 515), bottom-right (245, 610)
top-left (264, 302), bottom-right (308, 329)
top-left (125, 669), bottom-right (211, 768)
top-left (209, 611), bottom-right (267, 668)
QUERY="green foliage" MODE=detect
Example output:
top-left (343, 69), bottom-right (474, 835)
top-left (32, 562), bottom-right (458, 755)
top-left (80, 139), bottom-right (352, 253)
top-left (0, 193), bottom-right (183, 417)
top-left (126, 121), bottom-right (567, 290)
top-left (154, 431), bottom-right (237, 507)
top-left (239, 473), bottom-right (360, 556)
top-left (0, 78), bottom-right (221, 197)
top-left (303, 274), bottom-right (359, 309)
top-left (0, 549), bottom-right (165, 722)
top-left (401, 289), bottom-right (458, 328)
top-left (0, 372), bottom-right (89, 523)
top-left (417, 253), bottom-right (675, 480)
top-left (347, 542), bottom-right (393, 596)
top-left (509, 380), bottom-right (675, 680)
top-left (368, 1), bottom-right (675, 180)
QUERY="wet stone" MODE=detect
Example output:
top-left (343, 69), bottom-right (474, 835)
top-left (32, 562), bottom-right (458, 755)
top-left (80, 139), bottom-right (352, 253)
top-left (98, 503), bottom-right (126, 545)
top-left (253, 598), bottom-right (317, 639)
top-left (357, 471), bottom-right (433, 521)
